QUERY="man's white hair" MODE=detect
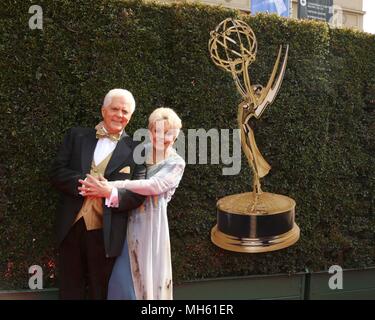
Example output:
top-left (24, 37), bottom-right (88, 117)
top-left (148, 107), bottom-right (182, 131)
top-left (102, 88), bottom-right (136, 113)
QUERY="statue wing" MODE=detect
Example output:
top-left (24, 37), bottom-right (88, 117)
top-left (252, 45), bottom-right (289, 120)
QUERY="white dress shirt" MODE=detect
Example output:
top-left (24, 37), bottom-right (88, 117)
top-left (92, 133), bottom-right (120, 207)
top-left (94, 136), bottom-right (117, 166)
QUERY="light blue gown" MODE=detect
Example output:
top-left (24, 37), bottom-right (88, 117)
top-left (107, 238), bottom-right (136, 299)
top-left (107, 146), bottom-right (185, 300)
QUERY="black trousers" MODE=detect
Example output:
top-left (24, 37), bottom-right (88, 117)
top-left (58, 218), bottom-right (115, 300)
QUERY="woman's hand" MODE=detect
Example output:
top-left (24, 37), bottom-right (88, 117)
top-left (78, 174), bottom-right (113, 198)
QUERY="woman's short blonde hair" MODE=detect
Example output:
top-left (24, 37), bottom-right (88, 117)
top-left (148, 107), bottom-right (182, 131)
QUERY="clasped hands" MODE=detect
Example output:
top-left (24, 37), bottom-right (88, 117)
top-left (78, 174), bottom-right (113, 198)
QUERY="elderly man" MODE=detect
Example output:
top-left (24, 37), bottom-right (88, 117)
top-left (51, 89), bottom-right (146, 299)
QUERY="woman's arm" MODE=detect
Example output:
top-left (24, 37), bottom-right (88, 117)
top-left (121, 160), bottom-right (185, 196)
top-left (79, 159), bottom-right (185, 197)
top-left (108, 180), bottom-right (129, 188)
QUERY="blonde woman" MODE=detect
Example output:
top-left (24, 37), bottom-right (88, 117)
top-left (79, 108), bottom-right (185, 300)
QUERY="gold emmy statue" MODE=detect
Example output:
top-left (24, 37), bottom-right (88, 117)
top-left (209, 18), bottom-right (300, 253)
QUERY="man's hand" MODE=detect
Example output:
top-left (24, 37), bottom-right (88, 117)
top-left (78, 174), bottom-right (113, 198)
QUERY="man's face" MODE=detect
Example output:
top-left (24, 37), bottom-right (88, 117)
top-left (101, 96), bottom-right (133, 134)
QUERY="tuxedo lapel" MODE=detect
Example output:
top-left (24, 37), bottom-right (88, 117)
top-left (105, 133), bottom-right (132, 177)
top-left (81, 130), bottom-right (98, 174)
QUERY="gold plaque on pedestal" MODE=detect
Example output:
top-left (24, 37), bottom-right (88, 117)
top-left (211, 193), bottom-right (300, 253)
top-left (208, 18), bottom-right (300, 253)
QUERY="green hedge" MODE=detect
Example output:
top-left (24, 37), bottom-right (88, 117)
top-left (0, 0), bottom-right (374, 289)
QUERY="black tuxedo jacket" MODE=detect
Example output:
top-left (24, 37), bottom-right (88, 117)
top-left (50, 127), bottom-right (146, 257)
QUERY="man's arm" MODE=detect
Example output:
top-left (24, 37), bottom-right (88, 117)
top-left (50, 128), bottom-right (85, 197)
top-left (112, 161), bottom-right (146, 213)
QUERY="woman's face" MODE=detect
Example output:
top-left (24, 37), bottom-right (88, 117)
top-left (150, 120), bottom-right (179, 152)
